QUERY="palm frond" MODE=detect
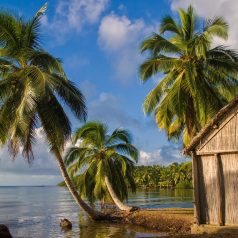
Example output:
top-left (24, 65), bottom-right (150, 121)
top-left (160, 15), bottom-right (181, 35)
top-left (140, 33), bottom-right (180, 55)
top-left (37, 90), bottom-right (71, 151)
top-left (106, 128), bottom-right (132, 145)
top-left (35, 3), bottom-right (48, 18)
top-left (140, 55), bottom-right (179, 82)
top-left (204, 17), bottom-right (228, 40)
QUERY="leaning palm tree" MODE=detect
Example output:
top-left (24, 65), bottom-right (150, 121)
top-left (64, 121), bottom-right (138, 211)
top-left (0, 6), bottom-right (104, 219)
top-left (140, 6), bottom-right (238, 145)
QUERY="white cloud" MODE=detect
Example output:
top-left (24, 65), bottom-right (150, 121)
top-left (139, 150), bottom-right (161, 165)
top-left (0, 127), bottom-right (74, 186)
top-left (138, 145), bottom-right (188, 166)
top-left (98, 13), bottom-right (154, 83)
top-left (42, 0), bottom-right (109, 41)
top-left (170, 0), bottom-right (238, 49)
top-left (0, 128), bottom-right (56, 175)
top-left (99, 13), bottom-right (145, 51)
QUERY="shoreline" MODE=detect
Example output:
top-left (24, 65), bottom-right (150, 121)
top-left (110, 208), bottom-right (193, 235)
top-left (2, 207), bottom-right (238, 237)
top-left (109, 208), bottom-right (238, 238)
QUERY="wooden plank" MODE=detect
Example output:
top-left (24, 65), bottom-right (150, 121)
top-left (197, 150), bottom-right (238, 156)
top-left (192, 151), bottom-right (201, 225)
top-left (222, 153), bottom-right (238, 224)
top-left (215, 153), bottom-right (225, 226)
top-left (199, 154), bottom-right (220, 225)
top-left (197, 109), bottom-right (238, 151)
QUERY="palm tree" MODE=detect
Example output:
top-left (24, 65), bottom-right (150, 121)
top-left (64, 121), bottom-right (138, 211)
top-left (71, 170), bottom-right (114, 210)
top-left (179, 162), bottom-right (192, 183)
top-left (140, 6), bottom-right (238, 145)
top-left (0, 6), bottom-right (104, 219)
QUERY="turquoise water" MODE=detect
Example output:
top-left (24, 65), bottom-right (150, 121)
top-left (0, 186), bottom-right (193, 238)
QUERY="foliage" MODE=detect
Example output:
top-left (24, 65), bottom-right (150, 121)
top-left (134, 162), bottom-right (192, 188)
top-left (175, 181), bottom-right (193, 189)
top-left (57, 181), bottom-right (66, 187)
top-left (64, 121), bottom-right (138, 204)
top-left (59, 162), bottom-right (193, 189)
top-left (140, 5), bottom-right (238, 145)
top-left (0, 7), bottom-right (86, 159)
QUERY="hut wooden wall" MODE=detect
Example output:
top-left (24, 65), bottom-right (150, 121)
top-left (197, 109), bottom-right (238, 153)
top-left (197, 155), bottom-right (219, 225)
top-left (197, 153), bottom-right (238, 225)
top-left (221, 153), bottom-right (238, 224)
top-left (191, 105), bottom-right (238, 225)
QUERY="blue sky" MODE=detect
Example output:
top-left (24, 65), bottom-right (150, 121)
top-left (0, 0), bottom-right (237, 185)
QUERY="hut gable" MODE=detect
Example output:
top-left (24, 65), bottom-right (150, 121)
top-left (197, 106), bottom-right (238, 153)
top-left (184, 97), bottom-right (238, 155)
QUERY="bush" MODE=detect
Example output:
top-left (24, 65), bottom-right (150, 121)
top-left (175, 181), bottom-right (193, 189)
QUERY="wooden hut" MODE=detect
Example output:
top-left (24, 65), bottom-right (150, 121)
top-left (184, 97), bottom-right (238, 231)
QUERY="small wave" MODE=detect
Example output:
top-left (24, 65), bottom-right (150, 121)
top-left (18, 216), bottom-right (44, 225)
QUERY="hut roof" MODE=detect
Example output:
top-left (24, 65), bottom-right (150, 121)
top-left (184, 96), bottom-right (238, 155)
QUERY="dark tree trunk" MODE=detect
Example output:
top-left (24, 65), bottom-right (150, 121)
top-left (54, 149), bottom-right (106, 220)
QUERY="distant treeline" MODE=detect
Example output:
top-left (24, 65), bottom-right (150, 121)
top-left (134, 162), bottom-right (192, 189)
top-left (59, 162), bottom-right (193, 189)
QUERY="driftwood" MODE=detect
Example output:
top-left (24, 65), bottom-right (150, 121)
top-left (59, 218), bottom-right (72, 230)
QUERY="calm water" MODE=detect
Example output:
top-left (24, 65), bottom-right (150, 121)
top-left (0, 186), bottom-right (193, 238)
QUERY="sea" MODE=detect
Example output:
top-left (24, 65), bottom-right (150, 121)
top-left (0, 186), bottom-right (193, 238)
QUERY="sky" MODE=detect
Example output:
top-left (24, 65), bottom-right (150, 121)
top-left (0, 0), bottom-right (237, 185)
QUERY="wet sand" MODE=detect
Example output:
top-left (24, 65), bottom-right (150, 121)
top-left (113, 208), bottom-right (237, 237)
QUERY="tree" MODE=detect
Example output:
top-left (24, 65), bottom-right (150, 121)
top-left (134, 163), bottom-right (192, 188)
top-left (140, 5), bottom-right (238, 145)
top-left (179, 162), bottom-right (192, 183)
top-left (0, 6), bottom-right (104, 219)
top-left (64, 121), bottom-right (138, 211)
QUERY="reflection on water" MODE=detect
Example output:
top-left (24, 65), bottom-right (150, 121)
top-left (77, 214), bottom-right (166, 238)
top-left (0, 186), bottom-right (193, 238)
top-left (128, 188), bottom-right (193, 208)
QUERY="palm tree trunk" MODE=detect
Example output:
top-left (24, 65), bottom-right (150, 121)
top-left (54, 149), bottom-right (105, 220)
top-left (104, 176), bottom-right (133, 211)
top-left (185, 97), bottom-right (198, 141)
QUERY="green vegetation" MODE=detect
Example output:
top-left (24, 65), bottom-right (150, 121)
top-left (64, 121), bottom-right (138, 211)
top-left (134, 162), bottom-right (192, 189)
top-left (0, 6), bottom-right (106, 220)
top-left (0, 7), bottom-right (86, 158)
top-left (59, 161), bottom-right (193, 189)
top-left (1, 3), bottom-right (238, 228)
top-left (57, 181), bottom-right (66, 187)
top-left (140, 5), bottom-right (238, 145)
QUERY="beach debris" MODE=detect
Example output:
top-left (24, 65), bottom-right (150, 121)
top-left (0, 224), bottom-right (13, 238)
top-left (59, 218), bottom-right (72, 230)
